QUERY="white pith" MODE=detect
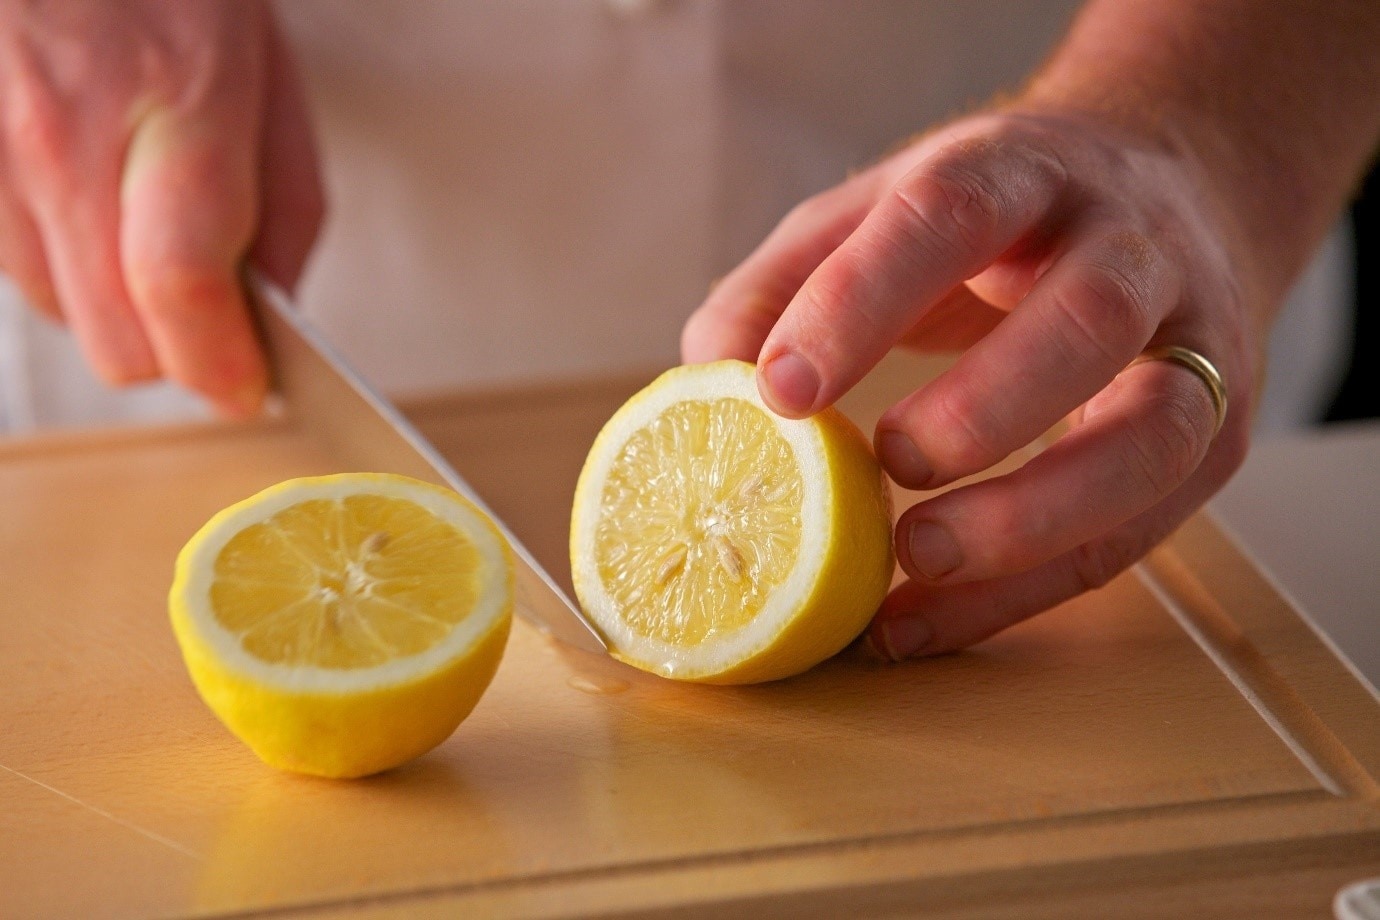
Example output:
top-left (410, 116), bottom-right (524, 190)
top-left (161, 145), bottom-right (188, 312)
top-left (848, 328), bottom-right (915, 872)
top-left (572, 362), bottom-right (829, 677)
top-left (178, 475), bottom-right (510, 693)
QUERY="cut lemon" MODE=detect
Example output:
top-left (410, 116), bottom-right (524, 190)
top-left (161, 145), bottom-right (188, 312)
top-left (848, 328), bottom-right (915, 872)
top-left (169, 473), bottom-right (513, 778)
top-left (570, 360), bottom-right (894, 684)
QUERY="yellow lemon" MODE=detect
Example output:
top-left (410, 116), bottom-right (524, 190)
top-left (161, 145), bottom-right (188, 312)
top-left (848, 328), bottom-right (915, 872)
top-left (570, 360), bottom-right (894, 684)
top-left (169, 473), bottom-right (513, 778)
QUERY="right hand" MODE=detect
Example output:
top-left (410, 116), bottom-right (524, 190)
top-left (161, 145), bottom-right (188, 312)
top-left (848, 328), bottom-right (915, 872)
top-left (682, 107), bottom-right (1259, 660)
top-left (0, 0), bottom-right (323, 416)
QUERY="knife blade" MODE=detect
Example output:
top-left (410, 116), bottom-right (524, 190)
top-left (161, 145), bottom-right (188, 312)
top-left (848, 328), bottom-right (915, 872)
top-left (244, 270), bottom-right (608, 655)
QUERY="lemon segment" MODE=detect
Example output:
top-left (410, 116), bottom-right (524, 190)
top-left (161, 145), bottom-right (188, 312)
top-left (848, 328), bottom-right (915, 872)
top-left (170, 473), bottom-right (513, 778)
top-left (571, 360), bottom-right (894, 684)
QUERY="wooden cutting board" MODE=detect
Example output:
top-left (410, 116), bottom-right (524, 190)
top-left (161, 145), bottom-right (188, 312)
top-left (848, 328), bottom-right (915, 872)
top-left (3, 355), bottom-right (1378, 919)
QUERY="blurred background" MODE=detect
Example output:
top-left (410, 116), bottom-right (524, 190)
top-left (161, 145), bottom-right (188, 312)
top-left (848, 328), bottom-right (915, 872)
top-left (0, 0), bottom-right (1372, 435)
top-left (1325, 165), bottom-right (1378, 424)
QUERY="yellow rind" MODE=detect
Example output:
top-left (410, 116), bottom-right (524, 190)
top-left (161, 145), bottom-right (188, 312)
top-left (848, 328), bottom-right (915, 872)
top-left (169, 473), bottom-right (514, 778)
top-left (170, 610), bottom-right (510, 778)
top-left (570, 361), bottom-right (895, 685)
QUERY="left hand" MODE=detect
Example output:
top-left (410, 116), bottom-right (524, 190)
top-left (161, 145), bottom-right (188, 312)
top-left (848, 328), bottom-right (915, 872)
top-left (681, 107), bottom-right (1259, 659)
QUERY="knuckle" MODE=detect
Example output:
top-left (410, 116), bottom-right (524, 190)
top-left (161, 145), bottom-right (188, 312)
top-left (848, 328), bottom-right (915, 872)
top-left (1096, 231), bottom-right (1161, 324)
top-left (796, 262), bottom-right (865, 333)
top-left (168, 153), bottom-right (260, 237)
top-left (1037, 244), bottom-right (1159, 375)
top-left (128, 260), bottom-right (233, 323)
top-left (787, 278), bottom-right (879, 369)
top-left (893, 163), bottom-right (1002, 261)
top-left (1079, 263), bottom-right (1146, 330)
top-left (1018, 133), bottom-right (1071, 193)
top-left (927, 383), bottom-right (1006, 473)
top-left (1046, 241), bottom-right (1159, 370)
top-left (982, 497), bottom-right (1050, 572)
top-left (6, 85), bottom-right (73, 169)
top-left (1122, 391), bottom-right (1206, 497)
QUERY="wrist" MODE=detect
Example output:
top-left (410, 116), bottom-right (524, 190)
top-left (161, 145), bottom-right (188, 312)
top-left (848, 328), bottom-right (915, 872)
top-left (1014, 0), bottom-right (1380, 325)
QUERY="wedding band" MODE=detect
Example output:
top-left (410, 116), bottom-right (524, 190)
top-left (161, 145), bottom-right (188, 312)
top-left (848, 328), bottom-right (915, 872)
top-left (1131, 345), bottom-right (1228, 435)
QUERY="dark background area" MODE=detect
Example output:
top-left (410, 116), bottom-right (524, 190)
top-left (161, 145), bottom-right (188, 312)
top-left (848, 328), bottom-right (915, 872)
top-left (1324, 163), bottom-right (1379, 423)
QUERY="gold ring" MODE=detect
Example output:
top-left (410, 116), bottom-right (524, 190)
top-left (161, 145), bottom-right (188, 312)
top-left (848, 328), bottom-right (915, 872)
top-left (1131, 345), bottom-right (1228, 435)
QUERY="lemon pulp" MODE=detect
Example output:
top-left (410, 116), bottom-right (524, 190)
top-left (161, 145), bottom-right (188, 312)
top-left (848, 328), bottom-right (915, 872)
top-left (210, 495), bottom-right (482, 669)
top-left (595, 398), bottom-right (804, 646)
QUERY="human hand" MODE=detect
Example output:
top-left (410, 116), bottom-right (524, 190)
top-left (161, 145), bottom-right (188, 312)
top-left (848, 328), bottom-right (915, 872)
top-left (681, 108), bottom-right (1259, 659)
top-left (0, 0), bottom-right (322, 417)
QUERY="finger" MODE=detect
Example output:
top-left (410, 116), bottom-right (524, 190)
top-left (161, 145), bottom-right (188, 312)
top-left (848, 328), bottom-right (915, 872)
top-left (868, 408), bottom-right (1248, 659)
top-left (876, 227), bottom-right (1175, 489)
top-left (756, 135), bottom-right (1067, 417)
top-left (248, 15), bottom-right (324, 292)
top-left (895, 282), bottom-right (1007, 353)
top-left (21, 154), bottom-right (159, 384)
top-left (680, 170), bottom-right (883, 365)
top-left (890, 355), bottom-right (1221, 587)
top-left (2, 29), bottom-right (157, 379)
top-left (0, 183), bottom-right (60, 322)
top-left (121, 99), bottom-right (267, 418)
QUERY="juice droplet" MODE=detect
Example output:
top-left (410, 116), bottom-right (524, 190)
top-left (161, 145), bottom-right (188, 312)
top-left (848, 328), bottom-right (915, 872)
top-left (567, 674), bottom-right (630, 695)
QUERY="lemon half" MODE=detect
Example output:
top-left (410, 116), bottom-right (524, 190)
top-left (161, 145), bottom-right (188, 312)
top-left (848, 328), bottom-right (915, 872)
top-left (170, 473), bottom-right (513, 778)
top-left (571, 360), bottom-right (894, 684)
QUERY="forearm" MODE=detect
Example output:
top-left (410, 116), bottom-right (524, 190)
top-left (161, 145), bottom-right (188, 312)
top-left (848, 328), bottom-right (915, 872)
top-left (1023, 0), bottom-right (1380, 313)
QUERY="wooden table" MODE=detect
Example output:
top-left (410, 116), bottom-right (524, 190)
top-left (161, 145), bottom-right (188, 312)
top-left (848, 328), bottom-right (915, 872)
top-left (3, 356), bottom-right (1378, 918)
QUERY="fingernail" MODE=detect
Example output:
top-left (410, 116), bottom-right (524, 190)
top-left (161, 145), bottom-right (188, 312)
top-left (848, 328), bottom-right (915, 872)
top-left (760, 352), bottom-right (819, 416)
top-left (876, 430), bottom-right (933, 489)
top-left (906, 520), bottom-right (962, 579)
top-left (879, 617), bottom-right (934, 660)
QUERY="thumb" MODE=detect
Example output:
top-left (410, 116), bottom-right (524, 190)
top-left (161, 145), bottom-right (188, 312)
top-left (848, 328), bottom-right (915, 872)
top-left (120, 103), bottom-right (268, 417)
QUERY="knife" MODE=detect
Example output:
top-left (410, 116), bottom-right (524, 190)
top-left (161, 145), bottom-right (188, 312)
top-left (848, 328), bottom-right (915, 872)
top-left (243, 270), bottom-right (608, 655)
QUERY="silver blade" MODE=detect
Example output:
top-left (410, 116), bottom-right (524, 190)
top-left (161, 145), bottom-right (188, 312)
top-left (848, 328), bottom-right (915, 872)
top-left (244, 270), bottom-right (608, 655)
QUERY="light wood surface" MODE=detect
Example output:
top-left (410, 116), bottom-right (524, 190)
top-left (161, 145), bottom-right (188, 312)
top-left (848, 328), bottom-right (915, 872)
top-left (2, 355), bottom-right (1378, 918)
